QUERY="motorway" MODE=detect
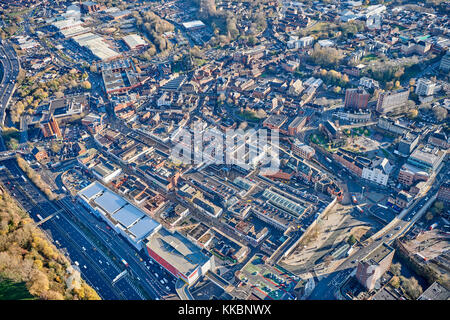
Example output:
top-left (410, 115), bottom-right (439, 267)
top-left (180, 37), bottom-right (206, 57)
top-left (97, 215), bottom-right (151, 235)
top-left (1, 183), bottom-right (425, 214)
top-left (0, 158), bottom-right (175, 300)
top-left (0, 40), bottom-right (20, 151)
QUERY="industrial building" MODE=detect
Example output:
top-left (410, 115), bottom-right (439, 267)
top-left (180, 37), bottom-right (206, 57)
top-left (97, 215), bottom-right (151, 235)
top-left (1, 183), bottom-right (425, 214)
top-left (72, 32), bottom-right (120, 61)
top-left (122, 34), bottom-right (147, 50)
top-left (143, 228), bottom-right (214, 286)
top-left (78, 182), bottom-right (161, 248)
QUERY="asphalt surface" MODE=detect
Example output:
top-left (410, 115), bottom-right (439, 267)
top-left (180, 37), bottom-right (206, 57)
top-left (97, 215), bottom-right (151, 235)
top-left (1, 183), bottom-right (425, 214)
top-left (0, 158), bottom-right (175, 300)
top-left (0, 40), bottom-right (20, 151)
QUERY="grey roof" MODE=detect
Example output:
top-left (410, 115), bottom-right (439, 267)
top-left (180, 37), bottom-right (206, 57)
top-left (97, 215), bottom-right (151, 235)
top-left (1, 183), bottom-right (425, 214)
top-left (112, 204), bottom-right (144, 228)
top-left (128, 216), bottom-right (160, 240)
top-left (94, 189), bottom-right (127, 214)
top-left (145, 228), bottom-right (210, 277)
top-left (79, 181), bottom-right (106, 200)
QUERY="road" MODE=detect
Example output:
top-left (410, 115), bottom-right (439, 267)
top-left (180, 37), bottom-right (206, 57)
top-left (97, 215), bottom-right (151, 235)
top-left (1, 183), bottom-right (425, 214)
top-left (307, 161), bottom-right (448, 300)
top-left (0, 39), bottom-right (20, 151)
top-left (0, 158), bottom-right (171, 300)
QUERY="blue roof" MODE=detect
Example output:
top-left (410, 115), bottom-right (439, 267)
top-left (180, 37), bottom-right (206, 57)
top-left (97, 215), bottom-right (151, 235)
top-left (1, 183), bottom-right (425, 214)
top-left (112, 204), bottom-right (144, 228)
top-left (128, 216), bottom-right (160, 240)
top-left (94, 189), bottom-right (127, 214)
top-left (79, 181), bottom-right (106, 200)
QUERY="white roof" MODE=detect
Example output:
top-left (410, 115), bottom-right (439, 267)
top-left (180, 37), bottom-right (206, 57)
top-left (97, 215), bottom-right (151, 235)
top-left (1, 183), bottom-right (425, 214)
top-left (182, 20), bottom-right (205, 29)
top-left (112, 204), bottom-right (144, 228)
top-left (79, 181), bottom-right (106, 201)
top-left (128, 217), bottom-right (160, 240)
top-left (94, 189), bottom-right (127, 214)
top-left (122, 34), bottom-right (146, 49)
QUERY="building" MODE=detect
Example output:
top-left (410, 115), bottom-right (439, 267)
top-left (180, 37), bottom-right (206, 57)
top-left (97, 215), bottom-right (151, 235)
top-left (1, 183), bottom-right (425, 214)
top-left (415, 78), bottom-right (436, 96)
top-left (40, 115), bottom-right (62, 139)
top-left (359, 77), bottom-right (379, 90)
top-left (344, 87), bottom-right (370, 110)
top-left (292, 139), bottom-right (315, 160)
top-left (122, 34), bottom-right (147, 50)
top-left (376, 89), bottom-right (409, 114)
top-left (72, 32), bottom-right (121, 61)
top-left (319, 120), bottom-right (341, 142)
top-left (299, 36), bottom-right (314, 47)
top-left (418, 281), bottom-right (450, 300)
top-left (263, 114), bottom-right (288, 131)
top-left (288, 116), bottom-right (307, 135)
top-left (397, 163), bottom-right (429, 186)
top-left (182, 20), bottom-right (206, 31)
top-left (389, 190), bottom-right (414, 209)
top-left (78, 182), bottom-right (162, 249)
top-left (439, 51), bottom-right (450, 73)
top-left (143, 228), bottom-right (214, 286)
top-left (362, 158), bottom-right (392, 186)
top-left (81, 1), bottom-right (102, 13)
top-left (437, 180), bottom-right (450, 204)
top-left (407, 146), bottom-right (445, 173)
top-left (31, 146), bottom-right (48, 162)
top-left (428, 130), bottom-right (449, 150)
top-left (398, 132), bottom-right (420, 155)
top-left (377, 116), bottom-right (410, 136)
top-left (332, 150), bottom-right (364, 177)
top-left (356, 243), bottom-right (395, 290)
top-left (334, 110), bottom-right (371, 123)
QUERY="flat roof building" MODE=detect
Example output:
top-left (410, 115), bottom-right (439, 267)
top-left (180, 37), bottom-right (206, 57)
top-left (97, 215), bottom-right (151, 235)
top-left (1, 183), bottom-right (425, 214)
top-left (122, 34), bottom-right (147, 50)
top-left (356, 243), bottom-right (395, 290)
top-left (78, 182), bottom-right (161, 248)
top-left (143, 228), bottom-right (214, 286)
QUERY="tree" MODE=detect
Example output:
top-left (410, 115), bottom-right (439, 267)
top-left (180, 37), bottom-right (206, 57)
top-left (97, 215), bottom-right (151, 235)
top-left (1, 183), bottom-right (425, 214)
top-left (390, 276), bottom-right (400, 288)
top-left (400, 276), bottom-right (423, 299)
top-left (425, 211), bottom-right (433, 221)
top-left (347, 235), bottom-right (357, 246)
top-left (433, 106), bottom-right (448, 121)
top-left (408, 109), bottom-right (418, 119)
top-left (81, 81), bottom-right (92, 90)
top-left (390, 262), bottom-right (402, 276)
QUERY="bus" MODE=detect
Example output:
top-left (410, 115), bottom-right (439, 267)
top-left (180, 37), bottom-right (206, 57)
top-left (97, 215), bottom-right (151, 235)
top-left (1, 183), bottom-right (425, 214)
top-left (121, 259), bottom-right (129, 267)
top-left (352, 195), bottom-right (358, 204)
top-left (355, 205), bottom-right (364, 213)
top-left (377, 204), bottom-right (388, 210)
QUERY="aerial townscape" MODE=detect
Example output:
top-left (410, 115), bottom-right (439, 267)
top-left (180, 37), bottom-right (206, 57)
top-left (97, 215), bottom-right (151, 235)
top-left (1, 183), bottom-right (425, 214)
top-left (0, 0), bottom-right (449, 306)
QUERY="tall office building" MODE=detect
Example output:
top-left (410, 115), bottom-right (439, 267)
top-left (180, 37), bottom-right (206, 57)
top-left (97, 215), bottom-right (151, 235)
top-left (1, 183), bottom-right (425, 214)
top-left (344, 87), bottom-right (370, 110)
top-left (376, 89), bottom-right (409, 114)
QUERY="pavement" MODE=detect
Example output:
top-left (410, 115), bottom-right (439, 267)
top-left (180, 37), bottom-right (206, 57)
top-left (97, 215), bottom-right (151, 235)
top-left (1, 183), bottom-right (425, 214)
top-left (0, 158), bottom-right (175, 300)
top-left (0, 40), bottom-right (20, 151)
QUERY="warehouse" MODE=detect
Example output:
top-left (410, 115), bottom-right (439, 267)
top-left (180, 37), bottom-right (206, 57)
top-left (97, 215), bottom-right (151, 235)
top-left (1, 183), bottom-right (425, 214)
top-left (122, 34), bottom-right (147, 50)
top-left (78, 182), bottom-right (161, 248)
top-left (181, 20), bottom-right (206, 31)
top-left (72, 32), bottom-right (120, 61)
top-left (143, 228), bottom-right (214, 286)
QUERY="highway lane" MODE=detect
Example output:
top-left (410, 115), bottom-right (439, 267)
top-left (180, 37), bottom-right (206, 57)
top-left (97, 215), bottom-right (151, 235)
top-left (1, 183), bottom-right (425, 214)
top-left (0, 159), bottom-right (147, 300)
top-left (57, 196), bottom-right (175, 298)
top-left (0, 40), bottom-right (20, 151)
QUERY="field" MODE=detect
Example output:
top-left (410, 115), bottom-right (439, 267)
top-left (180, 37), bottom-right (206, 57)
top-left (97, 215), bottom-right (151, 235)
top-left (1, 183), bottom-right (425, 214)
top-left (0, 278), bottom-right (35, 300)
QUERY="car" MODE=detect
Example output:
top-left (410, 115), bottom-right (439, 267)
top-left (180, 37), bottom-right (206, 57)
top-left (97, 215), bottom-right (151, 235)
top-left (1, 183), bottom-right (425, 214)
top-left (395, 226), bottom-right (401, 230)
